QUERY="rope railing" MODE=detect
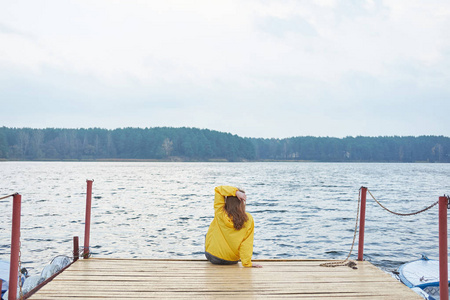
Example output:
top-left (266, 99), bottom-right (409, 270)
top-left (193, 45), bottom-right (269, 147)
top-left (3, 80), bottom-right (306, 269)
top-left (366, 189), bottom-right (450, 300)
top-left (0, 193), bottom-right (18, 201)
top-left (321, 187), bottom-right (445, 269)
top-left (367, 188), bottom-right (440, 216)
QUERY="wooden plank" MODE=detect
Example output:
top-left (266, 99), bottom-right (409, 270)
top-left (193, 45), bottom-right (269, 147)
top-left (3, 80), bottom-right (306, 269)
top-left (43, 283), bottom-right (403, 290)
top-left (28, 259), bottom-right (421, 299)
top-left (26, 293), bottom-right (417, 300)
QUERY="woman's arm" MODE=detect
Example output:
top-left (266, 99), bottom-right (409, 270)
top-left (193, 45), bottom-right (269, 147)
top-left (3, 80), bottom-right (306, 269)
top-left (213, 186), bottom-right (239, 214)
top-left (239, 213), bottom-right (262, 268)
top-left (239, 215), bottom-right (255, 267)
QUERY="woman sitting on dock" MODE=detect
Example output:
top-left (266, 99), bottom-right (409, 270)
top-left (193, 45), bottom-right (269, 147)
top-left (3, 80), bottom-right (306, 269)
top-left (205, 185), bottom-right (262, 268)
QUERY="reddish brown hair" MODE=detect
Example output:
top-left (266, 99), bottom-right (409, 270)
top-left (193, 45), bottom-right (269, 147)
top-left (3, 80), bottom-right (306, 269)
top-left (224, 196), bottom-right (248, 230)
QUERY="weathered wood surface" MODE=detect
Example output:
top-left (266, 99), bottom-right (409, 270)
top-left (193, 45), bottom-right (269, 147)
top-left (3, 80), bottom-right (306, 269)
top-left (28, 258), bottom-right (420, 299)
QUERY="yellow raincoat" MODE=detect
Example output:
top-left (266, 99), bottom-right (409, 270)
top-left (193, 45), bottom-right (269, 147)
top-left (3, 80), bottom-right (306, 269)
top-left (205, 186), bottom-right (255, 267)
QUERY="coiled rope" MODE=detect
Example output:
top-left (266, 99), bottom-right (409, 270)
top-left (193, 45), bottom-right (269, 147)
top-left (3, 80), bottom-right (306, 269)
top-left (320, 188), bottom-right (361, 268)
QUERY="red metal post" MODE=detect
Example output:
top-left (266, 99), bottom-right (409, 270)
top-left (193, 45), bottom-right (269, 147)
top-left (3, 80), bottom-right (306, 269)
top-left (439, 196), bottom-right (449, 300)
top-left (9, 193), bottom-right (21, 300)
top-left (84, 180), bottom-right (93, 259)
top-left (358, 187), bottom-right (367, 261)
top-left (73, 236), bottom-right (79, 262)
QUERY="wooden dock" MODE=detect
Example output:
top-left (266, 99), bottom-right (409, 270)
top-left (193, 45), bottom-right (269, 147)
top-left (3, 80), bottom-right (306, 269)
top-left (28, 258), bottom-right (420, 299)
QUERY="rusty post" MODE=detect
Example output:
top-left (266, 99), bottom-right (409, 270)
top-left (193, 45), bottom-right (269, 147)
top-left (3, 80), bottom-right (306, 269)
top-left (73, 236), bottom-right (79, 262)
top-left (358, 187), bottom-right (367, 261)
top-left (9, 193), bottom-right (21, 300)
top-left (84, 180), bottom-right (93, 259)
top-left (439, 196), bottom-right (449, 300)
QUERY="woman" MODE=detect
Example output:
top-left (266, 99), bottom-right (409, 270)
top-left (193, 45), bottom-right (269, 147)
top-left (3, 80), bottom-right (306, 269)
top-left (205, 185), bottom-right (262, 268)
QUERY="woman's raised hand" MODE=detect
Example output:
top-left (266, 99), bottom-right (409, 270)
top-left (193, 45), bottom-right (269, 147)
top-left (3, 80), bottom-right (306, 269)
top-left (235, 190), bottom-right (246, 202)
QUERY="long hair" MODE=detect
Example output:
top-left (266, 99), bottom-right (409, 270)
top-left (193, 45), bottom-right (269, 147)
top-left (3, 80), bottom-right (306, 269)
top-left (224, 196), bottom-right (248, 230)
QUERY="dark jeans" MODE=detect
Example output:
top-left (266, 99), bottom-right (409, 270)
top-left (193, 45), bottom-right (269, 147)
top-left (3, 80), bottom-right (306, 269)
top-left (205, 252), bottom-right (238, 265)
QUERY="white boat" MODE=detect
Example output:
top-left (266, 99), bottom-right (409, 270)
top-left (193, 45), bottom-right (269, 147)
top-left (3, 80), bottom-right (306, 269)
top-left (0, 260), bottom-right (9, 300)
top-left (0, 260), bottom-right (29, 300)
top-left (1, 255), bottom-right (71, 299)
top-left (396, 255), bottom-right (450, 300)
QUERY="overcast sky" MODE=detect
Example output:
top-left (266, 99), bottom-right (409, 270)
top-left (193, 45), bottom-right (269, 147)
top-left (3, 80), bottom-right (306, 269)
top-left (1, 1), bottom-right (449, 138)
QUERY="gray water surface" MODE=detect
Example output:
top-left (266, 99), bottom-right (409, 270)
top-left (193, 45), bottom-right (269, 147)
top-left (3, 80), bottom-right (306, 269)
top-left (1, 162), bottom-right (449, 276)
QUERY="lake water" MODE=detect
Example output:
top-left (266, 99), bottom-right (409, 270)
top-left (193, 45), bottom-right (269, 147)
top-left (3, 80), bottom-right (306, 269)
top-left (1, 162), bottom-right (449, 277)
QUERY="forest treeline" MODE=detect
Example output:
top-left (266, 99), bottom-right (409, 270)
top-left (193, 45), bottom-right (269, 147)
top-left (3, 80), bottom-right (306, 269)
top-left (0, 127), bottom-right (449, 162)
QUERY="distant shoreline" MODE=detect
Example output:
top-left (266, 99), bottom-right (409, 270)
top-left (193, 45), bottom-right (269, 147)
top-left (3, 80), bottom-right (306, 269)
top-left (0, 158), bottom-right (439, 163)
top-left (1, 127), bottom-right (449, 163)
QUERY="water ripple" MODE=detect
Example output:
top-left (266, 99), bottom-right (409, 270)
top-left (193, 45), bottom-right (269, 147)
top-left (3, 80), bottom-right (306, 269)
top-left (0, 162), bottom-right (449, 275)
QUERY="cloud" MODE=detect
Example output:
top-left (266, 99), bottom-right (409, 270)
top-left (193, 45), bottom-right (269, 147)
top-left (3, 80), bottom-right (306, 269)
top-left (0, 22), bottom-right (35, 39)
top-left (0, 0), bottom-right (449, 138)
top-left (258, 16), bottom-right (318, 37)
